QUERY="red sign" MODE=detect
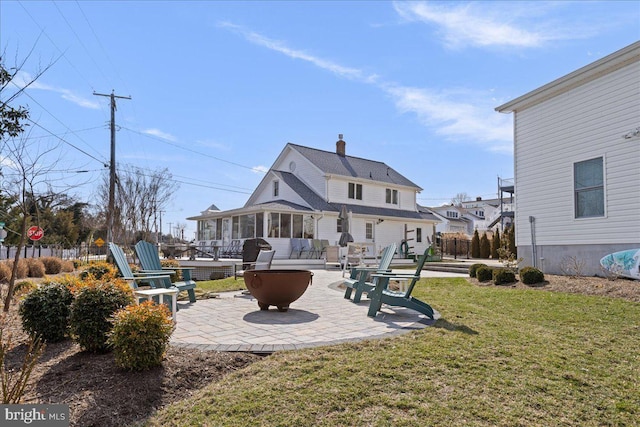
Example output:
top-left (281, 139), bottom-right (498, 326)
top-left (27, 226), bottom-right (44, 241)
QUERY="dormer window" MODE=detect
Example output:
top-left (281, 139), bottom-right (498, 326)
top-left (273, 181), bottom-right (279, 197)
top-left (348, 182), bottom-right (362, 200)
top-left (385, 189), bottom-right (398, 205)
top-left (476, 210), bottom-right (484, 218)
top-left (446, 211), bottom-right (458, 219)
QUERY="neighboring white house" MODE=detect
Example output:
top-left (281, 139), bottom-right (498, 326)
top-left (427, 205), bottom-right (473, 235)
top-left (496, 41), bottom-right (640, 276)
top-left (427, 194), bottom-right (512, 237)
top-left (188, 136), bottom-right (439, 259)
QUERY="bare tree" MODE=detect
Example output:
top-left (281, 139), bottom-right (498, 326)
top-left (1, 132), bottom-right (65, 311)
top-left (95, 165), bottom-right (178, 245)
top-left (450, 192), bottom-right (471, 207)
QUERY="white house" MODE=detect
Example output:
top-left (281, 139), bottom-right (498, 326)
top-left (188, 136), bottom-right (440, 259)
top-left (496, 41), bottom-right (640, 276)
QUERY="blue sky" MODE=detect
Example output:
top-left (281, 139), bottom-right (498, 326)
top-left (2, 1), bottom-right (638, 240)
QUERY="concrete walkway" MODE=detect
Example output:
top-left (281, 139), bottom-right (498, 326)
top-left (171, 269), bottom-right (466, 353)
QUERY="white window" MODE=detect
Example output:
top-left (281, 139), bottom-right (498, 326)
top-left (475, 210), bottom-right (484, 218)
top-left (385, 188), bottom-right (398, 204)
top-left (574, 157), bottom-right (604, 218)
top-left (446, 211), bottom-right (459, 219)
top-left (365, 222), bottom-right (373, 240)
top-left (416, 227), bottom-right (422, 243)
top-left (273, 181), bottom-right (279, 197)
top-left (348, 182), bottom-right (362, 200)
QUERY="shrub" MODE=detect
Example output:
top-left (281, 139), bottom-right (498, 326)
top-left (471, 230), bottom-right (480, 258)
top-left (520, 266), bottom-right (545, 285)
top-left (5, 259), bottom-right (29, 280)
top-left (491, 229), bottom-right (500, 259)
top-left (61, 260), bottom-right (75, 273)
top-left (13, 280), bottom-right (37, 298)
top-left (19, 283), bottom-right (74, 342)
top-left (469, 263), bottom-right (487, 278)
top-left (108, 301), bottom-right (174, 371)
top-left (479, 233), bottom-right (491, 259)
top-left (493, 268), bottom-right (516, 285)
top-left (26, 258), bottom-right (46, 278)
top-left (161, 259), bottom-right (182, 282)
top-left (69, 282), bottom-right (135, 353)
top-left (41, 257), bottom-right (63, 275)
top-left (71, 259), bottom-right (83, 269)
top-left (0, 263), bottom-right (11, 283)
top-left (79, 261), bottom-right (116, 281)
top-left (476, 266), bottom-right (493, 282)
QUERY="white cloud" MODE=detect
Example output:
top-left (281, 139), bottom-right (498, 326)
top-left (384, 84), bottom-right (513, 152)
top-left (142, 128), bottom-right (177, 141)
top-left (12, 71), bottom-right (100, 109)
top-left (251, 165), bottom-right (269, 174)
top-left (393, 1), bottom-right (576, 49)
top-left (217, 22), bottom-right (378, 83)
top-left (220, 21), bottom-right (513, 152)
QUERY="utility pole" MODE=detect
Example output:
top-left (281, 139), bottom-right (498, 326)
top-left (93, 90), bottom-right (131, 250)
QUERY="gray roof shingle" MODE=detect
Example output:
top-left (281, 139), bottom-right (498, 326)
top-left (289, 143), bottom-right (421, 189)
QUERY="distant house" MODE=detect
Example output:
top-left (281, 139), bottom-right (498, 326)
top-left (427, 205), bottom-right (472, 235)
top-left (426, 194), bottom-right (513, 238)
top-left (496, 41), bottom-right (640, 276)
top-left (188, 136), bottom-right (439, 259)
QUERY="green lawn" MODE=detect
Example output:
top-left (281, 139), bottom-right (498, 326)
top-left (148, 277), bottom-right (639, 426)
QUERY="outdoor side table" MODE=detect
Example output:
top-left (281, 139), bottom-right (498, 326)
top-left (134, 288), bottom-right (179, 321)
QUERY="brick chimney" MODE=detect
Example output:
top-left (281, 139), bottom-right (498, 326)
top-left (336, 134), bottom-right (345, 157)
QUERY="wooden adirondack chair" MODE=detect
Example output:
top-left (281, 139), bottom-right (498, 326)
top-left (343, 243), bottom-right (397, 302)
top-left (366, 247), bottom-right (435, 319)
top-left (134, 240), bottom-right (198, 303)
top-left (108, 242), bottom-right (178, 307)
top-left (234, 249), bottom-right (275, 279)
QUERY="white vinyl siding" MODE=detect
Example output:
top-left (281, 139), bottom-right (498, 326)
top-left (514, 60), bottom-right (640, 246)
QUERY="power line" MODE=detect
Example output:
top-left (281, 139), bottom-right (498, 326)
top-left (118, 166), bottom-right (253, 195)
top-left (120, 126), bottom-right (266, 173)
top-left (15, 0), bottom-right (107, 103)
top-left (13, 86), bottom-right (108, 161)
top-left (26, 118), bottom-right (107, 165)
top-left (52, 0), bottom-right (113, 89)
top-left (19, 125), bottom-right (104, 140)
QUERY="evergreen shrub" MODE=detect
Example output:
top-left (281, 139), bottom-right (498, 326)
top-left (19, 283), bottom-right (73, 342)
top-left (469, 263), bottom-right (487, 278)
top-left (69, 282), bottom-right (134, 352)
top-left (493, 268), bottom-right (516, 285)
top-left (520, 266), bottom-right (545, 285)
top-left (108, 301), bottom-right (174, 371)
top-left (476, 266), bottom-right (493, 282)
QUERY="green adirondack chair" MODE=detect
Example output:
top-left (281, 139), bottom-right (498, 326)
top-left (109, 242), bottom-right (177, 315)
top-left (134, 240), bottom-right (197, 303)
top-left (366, 247), bottom-right (435, 319)
top-left (343, 243), bottom-right (397, 303)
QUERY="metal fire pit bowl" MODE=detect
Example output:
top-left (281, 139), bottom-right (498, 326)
top-left (243, 269), bottom-right (313, 312)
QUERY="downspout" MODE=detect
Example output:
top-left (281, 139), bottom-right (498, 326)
top-left (529, 216), bottom-right (537, 268)
top-left (315, 212), bottom-right (324, 239)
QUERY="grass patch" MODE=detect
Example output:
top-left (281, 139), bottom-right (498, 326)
top-left (146, 277), bottom-right (640, 426)
top-left (195, 277), bottom-right (247, 293)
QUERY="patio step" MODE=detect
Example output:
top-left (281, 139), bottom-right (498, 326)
top-left (422, 263), bottom-right (470, 274)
